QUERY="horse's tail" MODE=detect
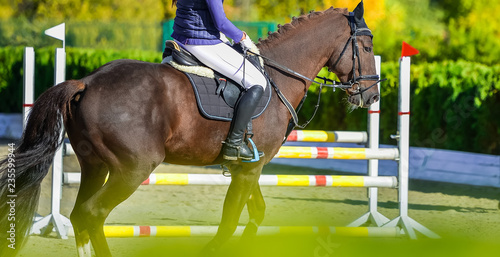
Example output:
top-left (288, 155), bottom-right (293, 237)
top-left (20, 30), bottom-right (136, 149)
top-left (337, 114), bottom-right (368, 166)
top-left (0, 80), bottom-right (85, 257)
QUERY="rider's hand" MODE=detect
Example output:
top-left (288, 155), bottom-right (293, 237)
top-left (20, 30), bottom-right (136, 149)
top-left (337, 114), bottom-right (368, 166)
top-left (239, 32), bottom-right (254, 52)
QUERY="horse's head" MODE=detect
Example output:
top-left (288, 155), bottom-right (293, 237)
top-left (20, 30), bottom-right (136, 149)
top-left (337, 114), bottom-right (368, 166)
top-left (327, 1), bottom-right (380, 108)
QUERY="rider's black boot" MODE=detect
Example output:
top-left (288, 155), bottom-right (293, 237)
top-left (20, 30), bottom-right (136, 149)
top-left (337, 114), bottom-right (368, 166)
top-left (222, 86), bottom-right (265, 161)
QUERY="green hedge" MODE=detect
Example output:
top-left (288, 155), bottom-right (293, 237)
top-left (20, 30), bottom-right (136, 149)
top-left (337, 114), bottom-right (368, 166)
top-left (0, 18), bottom-right (163, 51)
top-left (1, 47), bottom-right (499, 154)
top-left (0, 46), bottom-right (162, 113)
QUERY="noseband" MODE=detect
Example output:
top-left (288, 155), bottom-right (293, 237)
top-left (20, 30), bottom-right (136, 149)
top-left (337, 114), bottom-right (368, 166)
top-left (328, 12), bottom-right (383, 96)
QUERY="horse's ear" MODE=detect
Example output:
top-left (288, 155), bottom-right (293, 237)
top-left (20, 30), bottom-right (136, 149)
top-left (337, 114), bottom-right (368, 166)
top-left (353, 1), bottom-right (364, 21)
top-left (353, 1), bottom-right (369, 29)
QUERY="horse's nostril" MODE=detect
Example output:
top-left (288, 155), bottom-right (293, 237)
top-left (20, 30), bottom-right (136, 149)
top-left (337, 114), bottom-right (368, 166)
top-left (368, 94), bottom-right (379, 105)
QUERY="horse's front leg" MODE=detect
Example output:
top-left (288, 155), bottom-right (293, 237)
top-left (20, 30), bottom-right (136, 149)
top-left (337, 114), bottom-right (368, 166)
top-left (203, 162), bottom-right (263, 254)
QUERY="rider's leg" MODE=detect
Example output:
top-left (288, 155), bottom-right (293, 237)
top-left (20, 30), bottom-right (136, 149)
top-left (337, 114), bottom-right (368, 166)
top-left (182, 43), bottom-right (267, 90)
top-left (222, 85), bottom-right (264, 160)
top-left (183, 43), bottom-right (267, 160)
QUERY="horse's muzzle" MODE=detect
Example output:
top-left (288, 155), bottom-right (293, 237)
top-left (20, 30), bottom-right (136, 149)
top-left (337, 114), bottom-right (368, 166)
top-left (347, 91), bottom-right (379, 108)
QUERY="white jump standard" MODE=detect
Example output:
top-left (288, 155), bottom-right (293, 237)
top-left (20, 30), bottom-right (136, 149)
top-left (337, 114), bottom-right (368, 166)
top-left (28, 23), bottom-right (72, 240)
top-left (381, 56), bottom-right (439, 239)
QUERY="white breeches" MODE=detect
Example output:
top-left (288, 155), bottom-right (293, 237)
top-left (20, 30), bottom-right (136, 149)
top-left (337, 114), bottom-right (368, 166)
top-left (182, 42), bottom-right (267, 90)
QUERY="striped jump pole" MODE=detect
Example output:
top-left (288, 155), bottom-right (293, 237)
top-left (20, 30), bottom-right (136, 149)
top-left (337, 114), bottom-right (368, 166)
top-left (64, 131), bottom-right (369, 156)
top-left (275, 146), bottom-right (399, 160)
top-left (63, 130), bottom-right (372, 156)
top-left (100, 225), bottom-right (401, 238)
top-left (64, 173), bottom-right (398, 188)
top-left (64, 135), bottom-right (374, 157)
top-left (287, 130), bottom-right (368, 143)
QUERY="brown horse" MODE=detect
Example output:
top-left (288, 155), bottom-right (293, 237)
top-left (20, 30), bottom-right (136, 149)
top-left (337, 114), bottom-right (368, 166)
top-left (0, 2), bottom-right (379, 257)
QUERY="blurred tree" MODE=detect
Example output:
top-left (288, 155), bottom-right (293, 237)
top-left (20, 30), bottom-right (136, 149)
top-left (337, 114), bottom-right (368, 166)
top-left (252, 0), bottom-right (323, 22)
top-left (160, 0), bottom-right (176, 20)
top-left (362, 0), bottom-right (445, 62)
top-left (322, 0), bottom-right (386, 30)
top-left (7, 0), bottom-right (169, 22)
top-left (0, 0), bottom-right (15, 19)
top-left (439, 0), bottom-right (500, 65)
top-left (1, 0), bottom-right (499, 64)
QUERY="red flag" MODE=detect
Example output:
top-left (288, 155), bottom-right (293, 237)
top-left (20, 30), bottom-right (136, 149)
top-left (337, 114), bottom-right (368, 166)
top-left (401, 41), bottom-right (419, 57)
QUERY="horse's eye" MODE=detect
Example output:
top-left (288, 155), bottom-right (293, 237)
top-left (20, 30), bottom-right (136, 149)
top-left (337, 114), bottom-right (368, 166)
top-left (364, 47), bottom-right (372, 53)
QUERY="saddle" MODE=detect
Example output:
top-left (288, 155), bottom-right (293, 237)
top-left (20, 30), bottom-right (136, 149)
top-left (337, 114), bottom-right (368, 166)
top-left (162, 40), bottom-right (271, 122)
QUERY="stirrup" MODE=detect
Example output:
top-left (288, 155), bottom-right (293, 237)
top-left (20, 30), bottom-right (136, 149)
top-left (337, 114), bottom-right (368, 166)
top-left (242, 138), bottom-right (261, 163)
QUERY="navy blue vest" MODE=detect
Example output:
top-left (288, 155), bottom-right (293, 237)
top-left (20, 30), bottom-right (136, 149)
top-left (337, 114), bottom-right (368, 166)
top-left (172, 0), bottom-right (220, 44)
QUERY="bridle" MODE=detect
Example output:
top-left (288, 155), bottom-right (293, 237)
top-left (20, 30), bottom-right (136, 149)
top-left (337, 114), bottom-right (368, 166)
top-left (326, 12), bottom-right (384, 96)
top-left (249, 12), bottom-right (384, 94)
top-left (245, 12), bottom-right (385, 129)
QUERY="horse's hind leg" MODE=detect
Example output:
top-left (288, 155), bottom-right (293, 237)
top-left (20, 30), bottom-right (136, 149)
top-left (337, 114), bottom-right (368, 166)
top-left (70, 160), bottom-right (108, 257)
top-left (77, 161), bottom-right (155, 256)
top-left (204, 163), bottom-right (264, 253)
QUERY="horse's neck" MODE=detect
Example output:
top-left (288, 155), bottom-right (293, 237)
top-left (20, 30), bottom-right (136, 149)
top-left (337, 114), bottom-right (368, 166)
top-left (259, 13), bottom-right (346, 107)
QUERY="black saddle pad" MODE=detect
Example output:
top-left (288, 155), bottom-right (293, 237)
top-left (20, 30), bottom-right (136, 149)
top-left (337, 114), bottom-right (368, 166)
top-left (184, 72), bottom-right (272, 121)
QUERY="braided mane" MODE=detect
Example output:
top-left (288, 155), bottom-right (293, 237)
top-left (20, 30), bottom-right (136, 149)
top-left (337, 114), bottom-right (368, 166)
top-left (258, 7), bottom-right (347, 46)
